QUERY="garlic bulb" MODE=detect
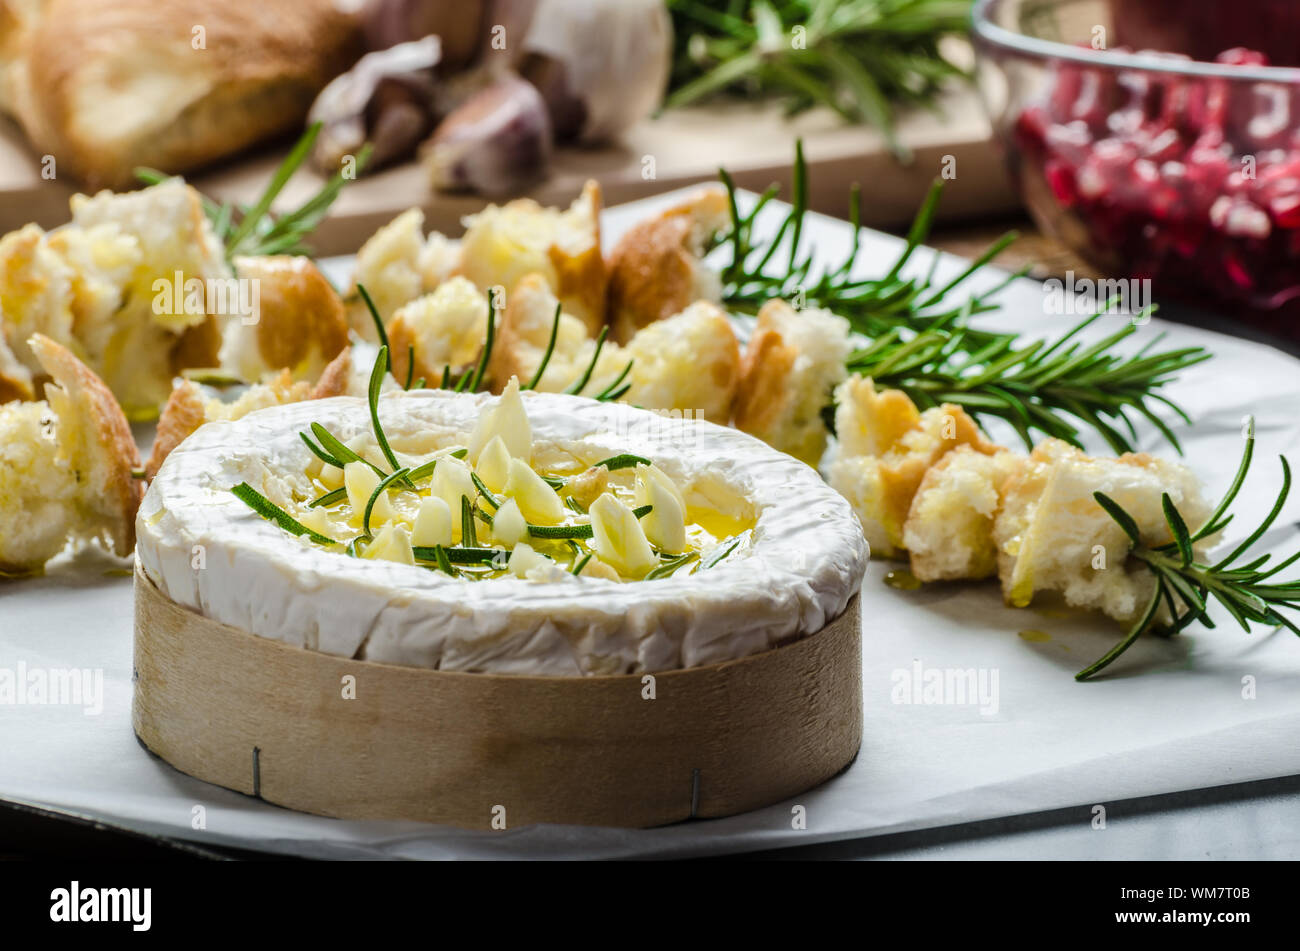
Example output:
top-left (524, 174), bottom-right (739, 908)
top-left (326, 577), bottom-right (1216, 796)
top-left (519, 0), bottom-right (671, 145)
top-left (422, 72), bottom-right (552, 196)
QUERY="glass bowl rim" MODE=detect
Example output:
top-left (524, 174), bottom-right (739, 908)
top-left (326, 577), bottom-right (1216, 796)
top-left (972, 0), bottom-right (1300, 83)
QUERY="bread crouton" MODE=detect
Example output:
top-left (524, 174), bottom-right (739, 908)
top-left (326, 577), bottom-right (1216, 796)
top-left (827, 376), bottom-right (998, 558)
top-left (457, 180), bottom-right (606, 336)
top-left (902, 446), bottom-right (1027, 581)
top-left (146, 348), bottom-right (355, 479)
top-left (387, 276), bottom-right (490, 388)
top-left (487, 273), bottom-right (626, 396)
top-left (0, 334), bottom-right (143, 573)
top-left (993, 439), bottom-right (1213, 622)
top-left (732, 299), bottom-right (851, 466)
top-left (606, 184), bottom-right (728, 343)
top-left (347, 208), bottom-right (461, 336)
top-left (621, 300), bottom-right (739, 424)
top-left (219, 255), bottom-right (349, 383)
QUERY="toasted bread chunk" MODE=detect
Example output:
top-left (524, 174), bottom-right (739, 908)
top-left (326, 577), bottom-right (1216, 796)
top-left (347, 208), bottom-right (461, 337)
top-left (732, 299), bottom-right (851, 466)
top-left (146, 348), bottom-right (356, 479)
top-left (0, 334), bottom-right (143, 573)
top-left (903, 446), bottom-right (1027, 581)
top-left (457, 180), bottom-right (607, 336)
top-left (621, 300), bottom-right (739, 424)
top-left (387, 277), bottom-right (490, 388)
top-left (0, 326), bottom-right (34, 401)
top-left (993, 439), bottom-right (1213, 622)
top-left (488, 273), bottom-right (626, 396)
top-left (219, 255), bottom-right (349, 383)
top-left (827, 377), bottom-right (998, 558)
top-left (606, 184), bottom-right (728, 343)
top-left (0, 222), bottom-right (79, 378)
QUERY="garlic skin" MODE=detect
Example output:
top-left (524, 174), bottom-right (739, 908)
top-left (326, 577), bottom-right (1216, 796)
top-left (308, 36), bottom-right (442, 174)
top-left (423, 72), bottom-right (552, 197)
top-left (519, 0), bottom-right (671, 145)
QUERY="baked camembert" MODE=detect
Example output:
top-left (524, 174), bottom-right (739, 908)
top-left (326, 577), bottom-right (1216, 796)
top-left (137, 351), bottom-right (868, 675)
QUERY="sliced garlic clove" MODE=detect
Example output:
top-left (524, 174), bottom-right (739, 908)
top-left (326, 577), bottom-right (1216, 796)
top-left (469, 376), bottom-right (532, 463)
top-left (411, 495), bottom-right (453, 547)
top-left (505, 457), bottom-right (565, 524)
top-left (635, 466), bottom-right (686, 553)
top-left (319, 462), bottom-right (345, 490)
top-left (491, 497), bottom-right (528, 547)
top-left (344, 461), bottom-right (393, 525)
top-left (364, 523), bottom-right (415, 565)
top-left (578, 555), bottom-right (622, 582)
top-left (589, 492), bottom-right (657, 578)
top-left (477, 434), bottom-right (512, 493)
top-left (430, 455), bottom-right (475, 518)
top-left (507, 540), bottom-right (546, 579)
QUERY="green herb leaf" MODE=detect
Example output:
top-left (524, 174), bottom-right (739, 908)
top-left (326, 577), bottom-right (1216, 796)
top-left (231, 482), bottom-right (336, 546)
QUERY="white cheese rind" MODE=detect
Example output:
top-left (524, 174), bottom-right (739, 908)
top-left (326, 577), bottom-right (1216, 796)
top-left (136, 390), bottom-right (868, 676)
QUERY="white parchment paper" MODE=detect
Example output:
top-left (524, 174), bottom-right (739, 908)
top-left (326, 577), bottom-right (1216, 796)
top-left (1, 190), bottom-right (1298, 859)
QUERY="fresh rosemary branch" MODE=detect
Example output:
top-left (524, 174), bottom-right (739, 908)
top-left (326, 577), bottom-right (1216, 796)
top-left (712, 141), bottom-right (1212, 453)
top-left (666, 0), bottom-right (973, 158)
top-left (1077, 426), bottom-right (1300, 680)
top-left (137, 123), bottom-right (371, 260)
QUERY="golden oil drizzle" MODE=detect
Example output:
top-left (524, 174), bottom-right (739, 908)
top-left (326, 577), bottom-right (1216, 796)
top-left (884, 569), bottom-right (921, 591)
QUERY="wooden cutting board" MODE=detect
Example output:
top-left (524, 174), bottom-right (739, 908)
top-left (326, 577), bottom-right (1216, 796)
top-left (0, 86), bottom-right (1016, 256)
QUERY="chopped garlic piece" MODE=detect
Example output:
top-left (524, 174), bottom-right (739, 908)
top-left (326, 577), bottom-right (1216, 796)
top-left (635, 464), bottom-right (686, 552)
top-left (506, 543), bottom-right (548, 579)
top-left (469, 375), bottom-right (531, 463)
top-left (344, 461), bottom-right (392, 525)
top-left (505, 457), bottom-right (565, 524)
top-left (430, 455), bottom-right (475, 518)
top-left (364, 523), bottom-right (414, 564)
top-left (590, 493), bottom-right (657, 577)
top-left (477, 434), bottom-right (512, 494)
top-left (319, 463), bottom-right (344, 490)
top-left (411, 496), bottom-right (453, 547)
top-left (491, 497), bottom-right (528, 546)
top-left (578, 556), bottom-right (621, 582)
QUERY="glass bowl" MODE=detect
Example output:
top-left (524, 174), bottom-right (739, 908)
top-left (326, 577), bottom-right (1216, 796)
top-left (972, 0), bottom-right (1300, 331)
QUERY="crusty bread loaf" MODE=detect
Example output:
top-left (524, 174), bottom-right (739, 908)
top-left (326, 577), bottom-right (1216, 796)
top-left (606, 185), bottom-right (728, 344)
top-left (993, 438), bottom-right (1213, 622)
top-left (457, 180), bottom-right (607, 336)
top-left (219, 255), bottom-right (349, 384)
top-left (1, 0), bottom-right (362, 189)
top-left (827, 377), bottom-right (997, 558)
top-left (0, 334), bottom-right (143, 573)
top-left (732, 299), bottom-right (851, 466)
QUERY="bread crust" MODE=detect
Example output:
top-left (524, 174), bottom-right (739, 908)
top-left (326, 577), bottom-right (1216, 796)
top-left (234, 255), bottom-right (349, 376)
top-left (731, 325), bottom-right (796, 434)
top-left (308, 346), bottom-right (353, 400)
top-left (11, 0), bottom-right (362, 188)
top-left (606, 185), bottom-right (728, 344)
top-left (30, 333), bottom-right (143, 556)
top-left (146, 380), bottom-right (206, 480)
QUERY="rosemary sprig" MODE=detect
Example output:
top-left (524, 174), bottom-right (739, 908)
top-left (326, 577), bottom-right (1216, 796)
top-left (713, 141), bottom-right (1211, 453)
top-left (137, 124), bottom-right (371, 260)
top-left (666, 0), bottom-right (972, 158)
top-left (1077, 427), bottom-right (1300, 681)
top-left (231, 482), bottom-right (336, 546)
top-left (646, 551), bottom-right (699, 580)
top-left (362, 467), bottom-right (411, 537)
top-left (593, 454), bottom-right (653, 471)
top-left (414, 546), bottom-right (509, 566)
top-left (525, 505), bottom-right (653, 540)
